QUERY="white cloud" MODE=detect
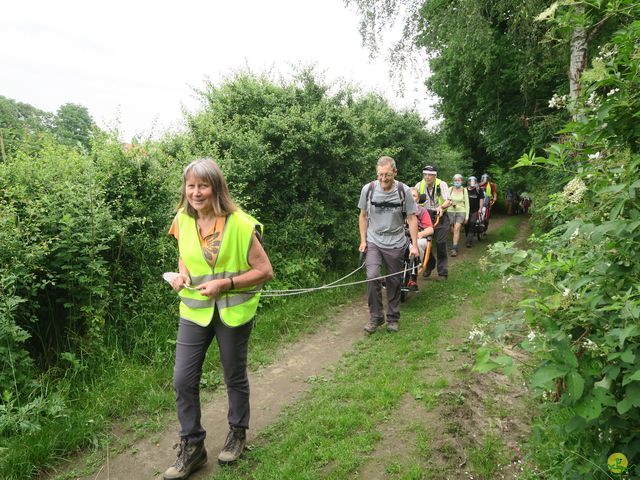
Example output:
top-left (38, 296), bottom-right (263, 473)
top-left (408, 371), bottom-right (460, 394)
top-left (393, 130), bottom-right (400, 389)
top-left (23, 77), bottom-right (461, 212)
top-left (1, 0), bottom-right (436, 141)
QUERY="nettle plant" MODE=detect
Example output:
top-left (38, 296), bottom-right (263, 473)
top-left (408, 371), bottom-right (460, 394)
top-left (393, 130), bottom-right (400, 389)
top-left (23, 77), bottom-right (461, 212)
top-left (475, 15), bottom-right (640, 470)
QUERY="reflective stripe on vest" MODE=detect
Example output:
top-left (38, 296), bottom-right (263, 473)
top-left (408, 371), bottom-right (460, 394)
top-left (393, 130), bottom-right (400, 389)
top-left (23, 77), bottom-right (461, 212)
top-left (419, 178), bottom-right (444, 206)
top-left (177, 209), bottom-right (263, 327)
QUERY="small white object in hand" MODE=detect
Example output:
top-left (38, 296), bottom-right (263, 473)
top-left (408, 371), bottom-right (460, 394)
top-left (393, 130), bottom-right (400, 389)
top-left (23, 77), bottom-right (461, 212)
top-left (162, 272), bottom-right (196, 290)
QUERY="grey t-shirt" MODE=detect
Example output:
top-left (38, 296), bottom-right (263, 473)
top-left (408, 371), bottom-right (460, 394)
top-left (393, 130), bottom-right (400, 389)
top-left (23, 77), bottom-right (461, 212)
top-left (358, 180), bottom-right (417, 249)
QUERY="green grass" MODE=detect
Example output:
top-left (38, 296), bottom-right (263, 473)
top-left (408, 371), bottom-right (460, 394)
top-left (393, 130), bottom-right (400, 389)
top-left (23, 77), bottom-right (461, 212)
top-left (0, 273), bottom-right (364, 480)
top-left (209, 219), bottom-right (523, 479)
top-left (492, 215), bottom-right (520, 242)
top-left (469, 432), bottom-right (507, 478)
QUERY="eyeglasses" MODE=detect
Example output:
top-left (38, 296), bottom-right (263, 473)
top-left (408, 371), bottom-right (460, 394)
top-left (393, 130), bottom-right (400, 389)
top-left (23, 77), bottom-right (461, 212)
top-left (377, 172), bottom-right (395, 179)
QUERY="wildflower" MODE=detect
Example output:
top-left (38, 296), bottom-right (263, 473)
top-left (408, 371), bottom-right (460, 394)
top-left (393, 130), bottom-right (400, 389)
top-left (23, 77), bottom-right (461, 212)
top-left (562, 177), bottom-right (587, 204)
top-left (587, 151), bottom-right (603, 160)
top-left (527, 331), bottom-right (536, 341)
top-left (562, 287), bottom-right (570, 297)
top-left (586, 91), bottom-right (599, 108)
top-left (548, 93), bottom-right (568, 109)
top-left (599, 44), bottom-right (618, 60)
top-left (607, 88), bottom-right (620, 97)
top-left (468, 328), bottom-right (485, 341)
top-left (570, 228), bottom-right (580, 241)
top-left (583, 338), bottom-right (598, 351)
top-left (478, 257), bottom-right (489, 271)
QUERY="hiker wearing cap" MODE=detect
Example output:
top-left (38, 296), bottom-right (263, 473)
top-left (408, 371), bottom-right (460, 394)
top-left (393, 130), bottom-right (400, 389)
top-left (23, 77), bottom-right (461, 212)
top-left (447, 174), bottom-right (469, 257)
top-left (358, 156), bottom-right (419, 333)
top-left (415, 165), bottom-right (452, 280)
top-left (165, 158), bottom-right (273, 479)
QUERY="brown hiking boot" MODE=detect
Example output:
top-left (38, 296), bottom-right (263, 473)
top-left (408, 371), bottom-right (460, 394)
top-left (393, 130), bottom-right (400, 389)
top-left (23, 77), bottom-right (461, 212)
top-left (163, 439), bottom-right (207, 480)
top-left (218, 426), bottom-right (246, 465)
top-left (364, 318), bottom-right (384, 334)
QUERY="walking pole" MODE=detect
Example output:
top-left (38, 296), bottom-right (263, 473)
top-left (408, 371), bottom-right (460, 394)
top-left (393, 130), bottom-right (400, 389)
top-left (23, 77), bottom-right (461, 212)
top-left (418, 214), bottom-right (440, 274)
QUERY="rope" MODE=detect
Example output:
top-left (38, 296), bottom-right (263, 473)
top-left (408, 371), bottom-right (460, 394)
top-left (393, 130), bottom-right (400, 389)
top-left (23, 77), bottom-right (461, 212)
top-left (256, 262), bottom-right (366, 294)
top-left (256, 262), bottom-right (416, 297)
top-left (166, 251), bottom-right (421, 298)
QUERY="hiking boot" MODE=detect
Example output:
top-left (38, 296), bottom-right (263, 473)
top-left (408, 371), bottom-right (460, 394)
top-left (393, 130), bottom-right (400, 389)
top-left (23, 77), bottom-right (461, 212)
top-left (163, 439), bottom-right (207, 480)
top-left (386, 322), bottom-right (399, 333)
top-left (450, 249), bottom-right (457, 257)
top-left (466, 240), bottom-right (472, 248)
top-left (434, 275), bottom-right (448, 282)
top-left (407, 280), bottom-right (418, 291)
top-left (422, 268), bottom-right (432, 278)
top-left (364, 318), bottom-right (384, 334)
top-left (218, 426), bottom-right (246, 465)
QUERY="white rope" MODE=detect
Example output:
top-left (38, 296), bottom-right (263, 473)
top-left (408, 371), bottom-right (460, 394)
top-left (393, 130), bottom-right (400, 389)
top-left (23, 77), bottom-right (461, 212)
top-left (256, 262), bottom-right (366, 294)
top-left (165, 255), bottom-right (420, 298)
top-left (257, 263), bottom-right (417, 297)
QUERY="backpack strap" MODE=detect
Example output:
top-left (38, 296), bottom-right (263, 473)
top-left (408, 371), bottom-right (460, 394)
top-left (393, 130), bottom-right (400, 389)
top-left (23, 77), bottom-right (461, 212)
top-left (367, 180), bottom-right (407, 220)
top-left (365, 181), bottom-right (375, 220)
top-left (397, 181), bottom-right (407, 221)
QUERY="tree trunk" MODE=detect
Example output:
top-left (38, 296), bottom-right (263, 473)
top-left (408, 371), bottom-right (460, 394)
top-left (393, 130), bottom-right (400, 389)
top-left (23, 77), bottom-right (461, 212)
top-left (569, 5), bottom-right (587, 109)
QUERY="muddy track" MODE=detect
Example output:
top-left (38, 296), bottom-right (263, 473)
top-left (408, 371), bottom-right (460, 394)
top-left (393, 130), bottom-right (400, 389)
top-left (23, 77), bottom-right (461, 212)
top-left (67, 215), bottom-right (521, 480)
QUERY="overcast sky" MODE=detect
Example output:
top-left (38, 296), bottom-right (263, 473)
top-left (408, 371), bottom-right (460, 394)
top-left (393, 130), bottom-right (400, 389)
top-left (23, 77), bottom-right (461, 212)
top-left (1, 0), bottom-right (435, 141)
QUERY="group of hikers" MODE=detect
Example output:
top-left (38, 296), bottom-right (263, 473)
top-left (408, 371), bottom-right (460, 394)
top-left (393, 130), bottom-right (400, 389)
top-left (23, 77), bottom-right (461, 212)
top-left (358, 156), bottom-right (497, 334)
top-left (162, 155), bottom-right (500, 479)
top-left (505, 188), bottom-right (532, 215)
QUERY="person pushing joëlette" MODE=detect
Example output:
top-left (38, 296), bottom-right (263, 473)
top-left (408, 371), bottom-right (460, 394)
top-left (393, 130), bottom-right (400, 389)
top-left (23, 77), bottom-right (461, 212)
top-left (415, 165), bottom-right (452, 280)
top-left (358, 156), bottom-right (419, 333)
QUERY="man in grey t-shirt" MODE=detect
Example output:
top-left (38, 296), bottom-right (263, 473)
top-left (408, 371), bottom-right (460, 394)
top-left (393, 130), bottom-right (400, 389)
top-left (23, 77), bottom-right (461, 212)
top-left (358, 156), bottom-right (419, 333)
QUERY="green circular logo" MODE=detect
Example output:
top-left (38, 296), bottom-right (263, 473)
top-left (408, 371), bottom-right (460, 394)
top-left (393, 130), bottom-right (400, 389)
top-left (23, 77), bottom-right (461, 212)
top-left (608, 453), bottom-right (629, 474)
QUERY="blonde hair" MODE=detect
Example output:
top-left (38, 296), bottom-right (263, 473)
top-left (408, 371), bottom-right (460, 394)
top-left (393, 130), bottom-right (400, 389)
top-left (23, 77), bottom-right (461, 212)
top-left (176, 158), bottom-right (238, 217)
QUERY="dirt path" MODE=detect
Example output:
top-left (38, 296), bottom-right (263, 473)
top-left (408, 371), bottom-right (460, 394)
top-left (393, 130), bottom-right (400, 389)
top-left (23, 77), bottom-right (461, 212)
top-left (72, 215), bottom-right (521, 480)
top-left (79, 297), bottom-right (369, 480)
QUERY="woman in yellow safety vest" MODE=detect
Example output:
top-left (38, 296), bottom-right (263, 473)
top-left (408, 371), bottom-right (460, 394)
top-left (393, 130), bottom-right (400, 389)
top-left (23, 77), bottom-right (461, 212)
top-left (163, 158), bottom-right (273, 480)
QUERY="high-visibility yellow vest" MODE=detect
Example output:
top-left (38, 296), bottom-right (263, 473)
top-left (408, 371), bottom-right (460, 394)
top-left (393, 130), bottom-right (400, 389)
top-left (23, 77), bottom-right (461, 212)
top-left (177, 209), bottom-right (263, 327)
top-left (486, 182), bottom-right (493, 198)
top-left (419, 178), bottom-right (444, 206)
